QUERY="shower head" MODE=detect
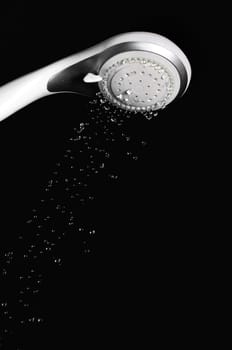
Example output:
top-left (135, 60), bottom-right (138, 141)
top-left (0, 32), bottom-right (191, 122)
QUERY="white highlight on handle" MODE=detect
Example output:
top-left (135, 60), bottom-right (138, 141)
top-left (83, 73), bottom-right (102, 83)
top-left (0, 69), bottom-right (50, 122)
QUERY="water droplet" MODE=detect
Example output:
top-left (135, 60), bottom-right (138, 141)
top-left (145, 115), bottom-right (153, 120)
top-left (54, 258), bottom-right (62, 265)
top-left (108, 174), bottom-right (119, 180)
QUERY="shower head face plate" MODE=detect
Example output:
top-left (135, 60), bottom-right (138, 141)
top-left (98, 51), bottom-right (181, 112)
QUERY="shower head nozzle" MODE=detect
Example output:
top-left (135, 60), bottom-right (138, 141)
top-left (98, 51), bottom-right (181, 112)
top-left (0, 32), bottom-right (191, 122)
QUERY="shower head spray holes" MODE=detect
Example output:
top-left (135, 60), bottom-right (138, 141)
top-left (99, 51), bottom-right (181, 112)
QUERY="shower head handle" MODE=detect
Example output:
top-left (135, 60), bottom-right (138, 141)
top-left (0, 42), bottom-right (105, 122)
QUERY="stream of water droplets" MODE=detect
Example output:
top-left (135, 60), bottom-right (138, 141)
top-left (0, 92), bottom-right (160, 349)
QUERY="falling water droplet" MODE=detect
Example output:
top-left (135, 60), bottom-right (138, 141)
top-left (108, 174), bottom-right (119, 180)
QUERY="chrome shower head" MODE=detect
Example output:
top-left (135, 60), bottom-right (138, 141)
top-left (98, 52), bottom-right (181, 112)
top-left (0, 32), bottom-right (191, 122)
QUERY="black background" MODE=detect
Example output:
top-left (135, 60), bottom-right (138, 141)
top-left (0, 5), bottom-right (212, 349)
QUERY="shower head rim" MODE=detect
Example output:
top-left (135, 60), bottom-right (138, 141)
top-left (95, 41), bottom-right (190, 112)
